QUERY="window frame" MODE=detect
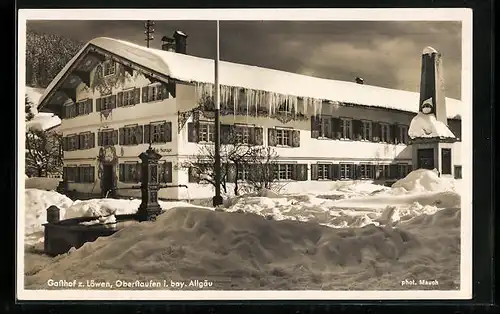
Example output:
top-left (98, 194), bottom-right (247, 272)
top-left (103, 60), bottom-right (116, 77)
top-left (362, 120), bottom-right (373, 141)
top-left (340, 118), bottom-right (353, 140)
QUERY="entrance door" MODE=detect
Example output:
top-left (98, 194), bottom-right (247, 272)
top-left (417, 148), bottom-right (435, 170)
top-left (102, 164), bottom-right (115, 198)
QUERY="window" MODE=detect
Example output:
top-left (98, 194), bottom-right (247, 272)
top-left (320, 118), bottom-right (333, 138)
top-left (341, 119), bottom-right (353, 139)
top-left (101, 130), bottom-right (115, 146)
top-left (77, 102), bottom-right (86, 116)
top-left (398, 125), bottom-right (409, 144)
top-left (80, 165), bottom-right (93, 183)
top-left (397, 164), bottom-right (409, 179)
top-left (79, 133), bottom-right (94, 150)
top-left (122, 126), bottom-right (139, 145)
top-left (67, 135), bottom-right (78, 151)
top-left (454, 165), bottom-right (462, 179)
top-left (199, 123), bottom-right (215, 143)
top-left (64, 104), bottom-right (77, 119)
top-left (65, 166), bottom-right (78, 182)
top-left (441, 148), bottom-right (452, 175)
top-left (122, 89), bottom-right (135, 106)
top-left (234, 126), bottom-right (251, 144)
top-left (143, 84), bottom-right (168, 103)
top-left (151, 122), bottom-right (167, 144)
top-left (119, 162), bottom-right (139, 183)
top-left (237, 165), bottom-right (250, 181)
top-left (359, 164), bottom-right (373, 179)
top-left (101, 95), bottom-right (114, 111)
top-left (274, 164), bottom-right (293, 181)
top-left (317, 164), bottom-right (330, 180)
top-left (276, 129), bottom-right (291, 146)
top-left (340, 164), bottom-right (353, 179)
top-left (158, 162), bottom-right (173, 183)
top-left (380, 124), bottom-right (391, 142)
top-left (103, 60), bottom-right (116, 76)
top-left (362, 121), bottom-right (372, 141)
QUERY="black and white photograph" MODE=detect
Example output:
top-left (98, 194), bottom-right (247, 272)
top-left (17, 9), bottom-right (472, 300)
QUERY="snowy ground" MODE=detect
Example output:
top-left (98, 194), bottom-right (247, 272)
top-left (23, 169), bottom-right (462, 290)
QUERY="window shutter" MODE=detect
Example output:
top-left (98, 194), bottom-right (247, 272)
top-left (74, 135), bottom-right (80, 151)
top-left (187, 122), bottom-right (199, 143)
top-left (90, 133), bottom-right (95, 148)
top-left (110, 94), bottom-right (117, 109)
top-left (165, 162), bottom-right (173, 183)
top-left (62, 167), bottom-right (67, 181)
top-left (116, 92), bottom-right (123, 107)
top-left (248, 127), bottom-right (255, 145)
top-left (311, 164), bottom-right (319, 180)
top-left (62, 137), bottom-right (67, 151)
top-left (161, 84), bottom-right (169, 100)
top-left (79, 134), bottom-right (85, 150)
top-left (254, 127), bottom-right (263, 145)
top-left (311, 116), bottom-right (320, 138)
top-left (220, 124), bottom-right (230, 144)
top-left (142, 87), bottom-right (149, 103)
top-left (164, 122), bottom-right (172, 142)
top-left (112, 130), bottom-right (118, 145)
top-left (97, 131), bottom-right (103, 146)
top-left (372, 122), bottom-right (381, 142)
top-left (407, 164), bottom-right (413, 175)
top-left (327, 164), bottom-right (334, 180)
top-left (119, 128), bottom-right (125, 145)
top-left (391, 124), bottom-right (399, 144)
top-left (75, 167), bottom-right (81, 183)
top-left (332, 164), bottom-right (340, 180)
top-left (291, 130), bottom-right (300, 147)
top-left (296, 164), bottom-right (308, 181)
top-left (268, 128), bottom-right (277, 146)
top-left (227, 163), bottom-right (237, 183)
top-left (188, 167), bottom-right (199, 183)
top-left (136, 163), bottom-right (142, 183)
top-left (353, 120), bottom-right (362, 141)
top-left (119, 164), bottom-right (125, 182)
top-left (96, 98), bottom-right (101, 112)
top-left (332, 118), bottom-right (341, 139)
top-left (143, 124), bottom-right (151, 144)
top-left (90, 166), bottom-right (95, 182)
top-left (389, 164), bottom-right (398, 179)
top-left (135, 125), bottom-right (144, 144)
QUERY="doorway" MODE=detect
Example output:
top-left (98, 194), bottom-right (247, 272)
top-left (102, 164), bottom-right (115, 198)
top-left (417, 148), bottom-right (435, 170)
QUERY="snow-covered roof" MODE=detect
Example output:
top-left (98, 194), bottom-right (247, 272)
top-left (38, 37), bottom-right (463, 119)
top-left (25, 87), bottom-right (61, 132)
top-left (408, 112), bottom-right (456, 139)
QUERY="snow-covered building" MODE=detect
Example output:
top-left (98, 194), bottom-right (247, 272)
top-left (36, 32), bottom-right (462, 199)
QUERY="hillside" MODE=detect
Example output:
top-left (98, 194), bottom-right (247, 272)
top-left (25, 29), bottom-right (84, 88)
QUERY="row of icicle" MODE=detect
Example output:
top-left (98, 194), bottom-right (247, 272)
top-left (194, 82), bottom-right (330, 116)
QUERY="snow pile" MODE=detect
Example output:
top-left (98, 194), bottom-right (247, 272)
top-left (391, 169), bottom-right (456, 193)
top-left (80, 215), bottom-right (117, 226)
top-left (25, 206), bottom-right (461, 290)
top-left (24, 189), bottom-right (74, 236)
top-left (408, 112), bottom-right (456, 139)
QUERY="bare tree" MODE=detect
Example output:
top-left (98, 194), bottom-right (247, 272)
top-left (182, 125), bottom-right (280, 196)
top-left (25, 128), bottom-right (63, 177)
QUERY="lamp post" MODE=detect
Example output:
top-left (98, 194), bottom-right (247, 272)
top-left (212, 20), bottom-right (223, 207)
top-left (144, 20), bottom-right (155, 48)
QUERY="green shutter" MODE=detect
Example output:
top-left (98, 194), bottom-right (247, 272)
top-left (165, 162), bottom-right (173, 183)
top-left (291, 130), bottom-right (300, 147)
top-left (142, 86), bottom-right (149, 103)
top-left (112, 130), bottom-right (118, 145)
top-left (143, 124), bottom-right (151, 144)
top-left (164, 122), bottom-right (172, 142)
top-left (254, 127), bottom-right (263, 145)
top-left (119, 164), bottom-right (125, 182)
top-left (161, 84), bottom-right (169, 100)
top-left (187, 122), bottom-right (198, 143)
top-left (134, 88), bottom-right (141, 104)
top-left (119, 128), bottom-right (125, 145)
top-left (116, 92), bottom-right (123, 107)
top-left (96, 98), bottom-right (101, 111)
top-left (311, 116), bottom-right (320, 138)
top-left (268, 128), bottom-right (277, 146)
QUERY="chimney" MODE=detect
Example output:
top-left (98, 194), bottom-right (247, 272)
top-left (419, 46), bottom-right (447, 125)
top-left (355, 77), bottom-right (364, 84)
top-left (161, 36), bottom-right (176, 52)
top-left (173, 30), bottom-right (188, 54)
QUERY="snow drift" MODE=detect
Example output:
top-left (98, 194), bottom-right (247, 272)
top-left (24, 206), bottom-right (461, 290)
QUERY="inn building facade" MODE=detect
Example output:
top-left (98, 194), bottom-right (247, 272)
top-left (36, 32), bottom-right (463, 200)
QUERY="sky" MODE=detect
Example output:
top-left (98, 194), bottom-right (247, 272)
top-left (27, 20), bottom-right (462, 99)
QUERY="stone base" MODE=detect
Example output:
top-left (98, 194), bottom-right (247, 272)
top-left (136, 204), bottom-right (163, 222)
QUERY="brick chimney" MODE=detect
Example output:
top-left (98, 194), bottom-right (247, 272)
top-left (173, 30), bottom-right (187, 54)
top-left (355, 77), bottom-right (364, 84)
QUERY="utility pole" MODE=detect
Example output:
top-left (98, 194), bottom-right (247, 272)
top-left (212, 20), bottom-right (223, 207)
top-left (144, 20), bottom-right (155, 48)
